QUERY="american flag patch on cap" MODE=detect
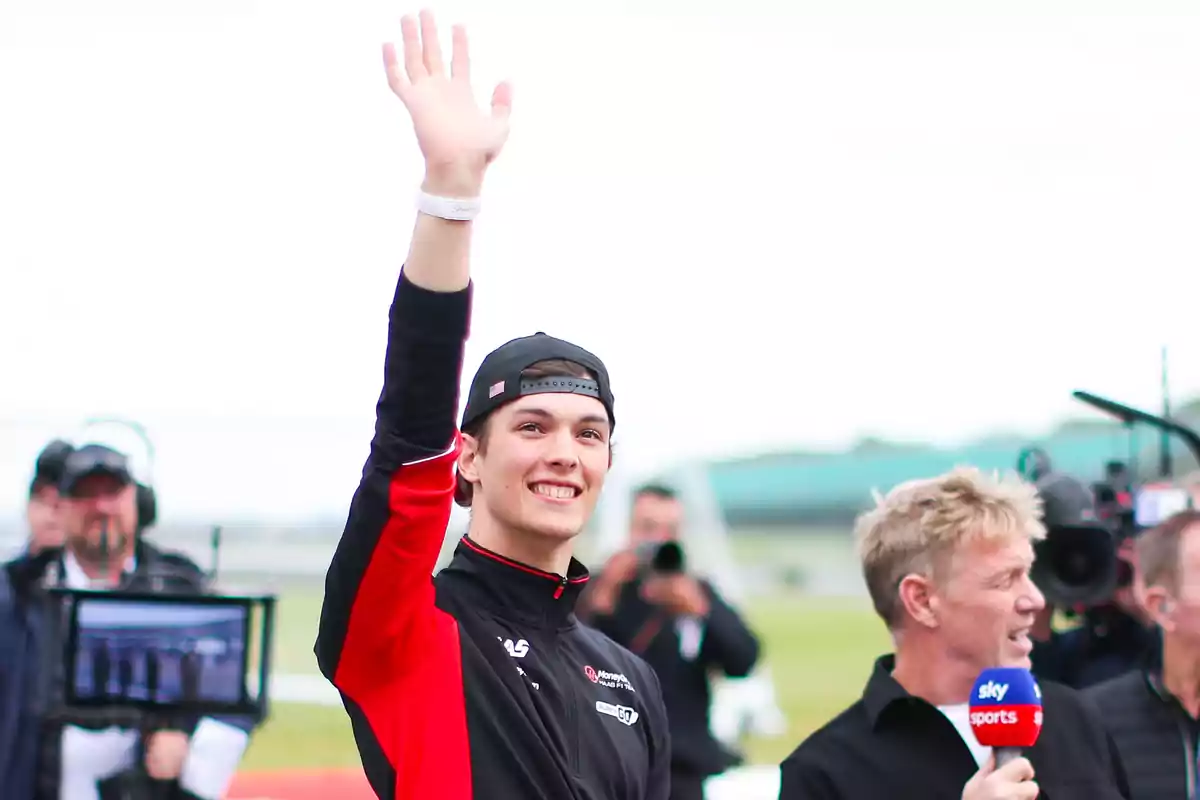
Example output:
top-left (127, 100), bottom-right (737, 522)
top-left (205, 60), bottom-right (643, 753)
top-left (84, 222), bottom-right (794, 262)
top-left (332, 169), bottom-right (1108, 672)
top-left (489, 381), bottom-right (505, 398)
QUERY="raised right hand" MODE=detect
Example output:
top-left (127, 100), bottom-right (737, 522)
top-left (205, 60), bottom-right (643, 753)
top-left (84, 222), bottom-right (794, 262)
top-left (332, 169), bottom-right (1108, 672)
top-left (962, 753), bottom-right (1039, 800)
top-left (383, 9), bottom-right (513, 196)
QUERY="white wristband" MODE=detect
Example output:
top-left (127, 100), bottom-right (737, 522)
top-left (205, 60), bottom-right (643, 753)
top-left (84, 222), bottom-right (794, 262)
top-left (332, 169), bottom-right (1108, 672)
top-left (417, 190), bottom-right (482, 221)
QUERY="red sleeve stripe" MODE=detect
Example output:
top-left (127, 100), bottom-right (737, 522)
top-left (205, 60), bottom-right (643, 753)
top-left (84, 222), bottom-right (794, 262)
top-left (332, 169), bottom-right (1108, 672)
top-left (333, 446), bottom-right (474, 799)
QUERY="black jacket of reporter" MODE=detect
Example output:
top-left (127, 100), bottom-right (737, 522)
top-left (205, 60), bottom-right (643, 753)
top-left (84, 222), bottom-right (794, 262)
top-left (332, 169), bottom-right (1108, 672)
top-left (579, 571), bottom-right (760, 779)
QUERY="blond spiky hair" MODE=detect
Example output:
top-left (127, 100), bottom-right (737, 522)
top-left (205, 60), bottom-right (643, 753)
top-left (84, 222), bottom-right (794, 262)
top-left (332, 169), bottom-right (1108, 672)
top-left (855, 466), bottom-right (1046, 629)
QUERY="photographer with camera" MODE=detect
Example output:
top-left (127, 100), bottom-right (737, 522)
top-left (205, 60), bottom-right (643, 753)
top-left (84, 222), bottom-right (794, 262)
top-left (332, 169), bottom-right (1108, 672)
top-left (1028, 470), bottom-right (1158, 690)
top-left (0, 438), bottom-right (256, 800)
top-left (579, 484), bottom-right (761, 800)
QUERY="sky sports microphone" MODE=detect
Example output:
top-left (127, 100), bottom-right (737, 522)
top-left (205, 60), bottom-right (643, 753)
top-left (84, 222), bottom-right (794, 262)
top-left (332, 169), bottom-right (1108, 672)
top-left (969, 667), bottom-right (1043, 768)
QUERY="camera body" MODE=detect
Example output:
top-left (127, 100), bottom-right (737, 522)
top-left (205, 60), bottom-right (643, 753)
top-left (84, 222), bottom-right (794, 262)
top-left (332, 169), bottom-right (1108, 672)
top-left (1092, 461), bottom-right (1137, 540)
top-left (35, 536), bottom-right (276, 800)
top-left (1032, 467), bottom-right (1197, 612)
top-left (1031, 471), bottom-right (1121, 610)
top-left (635, 539), bottom-right (686, 575)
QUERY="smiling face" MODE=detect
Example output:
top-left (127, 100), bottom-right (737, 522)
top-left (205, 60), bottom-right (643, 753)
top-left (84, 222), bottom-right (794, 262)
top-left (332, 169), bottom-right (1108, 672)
top-left (458, 392), bottom-right (612, 545)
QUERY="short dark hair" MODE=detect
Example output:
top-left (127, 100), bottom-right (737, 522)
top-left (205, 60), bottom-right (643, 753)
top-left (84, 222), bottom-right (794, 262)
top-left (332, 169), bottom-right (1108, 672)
top-left (632, 483), bottom-right (677, 502)
top-left (454, 358), bottom-right (602, 508)
top-left (28, 439), bottom-right (73, 500)
top-left (1138, 509), bottom-right (1200, 592)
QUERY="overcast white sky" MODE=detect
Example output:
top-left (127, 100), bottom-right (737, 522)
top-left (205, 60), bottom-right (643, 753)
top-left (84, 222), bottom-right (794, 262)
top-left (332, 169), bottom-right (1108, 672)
top-left (1, 0), bottom-right (1198, 520)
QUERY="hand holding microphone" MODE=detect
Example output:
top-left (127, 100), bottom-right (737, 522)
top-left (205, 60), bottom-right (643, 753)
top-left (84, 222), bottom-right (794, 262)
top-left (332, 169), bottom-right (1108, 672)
top-left (963, 667), bottom-right (1044, 800)
top-left (962, 753), bottom-right (1038, 800)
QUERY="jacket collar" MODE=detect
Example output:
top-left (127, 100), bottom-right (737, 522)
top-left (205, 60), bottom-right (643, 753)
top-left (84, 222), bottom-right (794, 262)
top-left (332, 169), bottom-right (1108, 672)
top-left (61, 548), bottom-right (137, 589)
top-left (440, 536), bottom-right (591, 629)
top-left (863, 654), bottom-right (920, 728)
top-left (1144, 654), bottom-right (1198, 715)
top-left (862, 654), bottom-right (964, 730)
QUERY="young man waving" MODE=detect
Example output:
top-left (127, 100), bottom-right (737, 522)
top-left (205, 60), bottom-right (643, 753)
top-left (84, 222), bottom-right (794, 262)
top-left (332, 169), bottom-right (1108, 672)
top-left (314, 10), bottom-right (671, 800)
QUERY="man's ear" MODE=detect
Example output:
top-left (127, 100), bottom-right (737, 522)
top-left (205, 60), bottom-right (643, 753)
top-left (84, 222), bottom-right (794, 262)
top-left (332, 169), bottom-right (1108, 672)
top-left (1143, 585), bottom-right (1176, 633)
top-left (458, 433), bottom-right (481, 484)
top-left (898, 573), bottom-right (940, 630)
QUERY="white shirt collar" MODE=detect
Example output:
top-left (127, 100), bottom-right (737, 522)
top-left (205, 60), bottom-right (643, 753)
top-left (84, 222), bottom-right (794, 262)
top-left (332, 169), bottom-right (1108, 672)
top-left (61, 548), bottom-right (136, 589)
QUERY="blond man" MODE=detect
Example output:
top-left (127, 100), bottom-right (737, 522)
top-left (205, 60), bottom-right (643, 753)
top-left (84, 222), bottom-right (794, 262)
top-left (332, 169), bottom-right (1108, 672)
top-left (778, 467), bottom-right (1130, 800)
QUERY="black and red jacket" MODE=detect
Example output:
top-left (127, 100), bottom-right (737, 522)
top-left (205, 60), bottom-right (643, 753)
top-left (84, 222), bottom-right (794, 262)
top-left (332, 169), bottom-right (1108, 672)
top-left (315, 270), bottom-right (672, 800)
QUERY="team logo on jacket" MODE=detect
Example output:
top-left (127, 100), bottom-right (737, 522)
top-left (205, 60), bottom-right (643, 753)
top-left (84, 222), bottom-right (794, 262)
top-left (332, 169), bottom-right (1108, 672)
top-left (499, 637), bottom-right (530, 658)
top-left (595, 701), bottom-right (639, 726)
top-left (584, 665), bottom-right (635, 692)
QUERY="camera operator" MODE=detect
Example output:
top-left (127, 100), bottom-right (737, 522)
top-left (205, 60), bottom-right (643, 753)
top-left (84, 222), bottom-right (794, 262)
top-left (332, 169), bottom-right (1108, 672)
top-left (0, 440), bottom-right (255, 800)
top-left (1028, 471), bottom-right (1158, 690)
top-left (578, 484), bottom-right (761, 800)
top-left (1087, 510), bottom-right (1200, 800)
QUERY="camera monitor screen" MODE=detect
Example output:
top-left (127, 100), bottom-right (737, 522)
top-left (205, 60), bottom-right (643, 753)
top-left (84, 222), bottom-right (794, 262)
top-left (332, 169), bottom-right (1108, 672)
top-left (1134, 486), bottom-right (1192, 529)
top-left (67, 594), bottom-right (251, 711)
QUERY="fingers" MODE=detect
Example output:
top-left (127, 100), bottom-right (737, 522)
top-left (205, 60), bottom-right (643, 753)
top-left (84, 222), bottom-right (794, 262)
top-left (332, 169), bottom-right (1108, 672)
top-left (491, 81), bottom-right (514, 120)
top-left (381, 14), bottom-right (423, 104)
top-left (450, 24), bottom-right (470, 82)
top-left (382, 43), bottom-right (408, 102)
top-left (386, 11), bottom-right (472, 101)
top-left (1018, 781), bottom-right (1041, 800)
top-left (401, 14), bottom-right (424, 83)
top-left (996, 756), bottom-right (1035, 783)
top-left (419, 9), bottom-right (445, 76)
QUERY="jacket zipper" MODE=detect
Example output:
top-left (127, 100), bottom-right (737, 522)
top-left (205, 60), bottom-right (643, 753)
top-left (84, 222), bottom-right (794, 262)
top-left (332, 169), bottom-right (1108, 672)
top-left (554, 576), bottom-right (568, 599)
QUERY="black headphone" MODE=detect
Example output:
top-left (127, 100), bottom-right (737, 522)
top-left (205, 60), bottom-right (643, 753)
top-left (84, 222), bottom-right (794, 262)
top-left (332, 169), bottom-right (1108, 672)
top-left (78, 417), bottom-right (158, 531)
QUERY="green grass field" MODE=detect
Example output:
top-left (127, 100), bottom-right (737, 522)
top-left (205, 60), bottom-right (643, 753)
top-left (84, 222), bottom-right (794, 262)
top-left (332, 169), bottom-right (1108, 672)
top-left (239, 576), bottom-right (889, 771)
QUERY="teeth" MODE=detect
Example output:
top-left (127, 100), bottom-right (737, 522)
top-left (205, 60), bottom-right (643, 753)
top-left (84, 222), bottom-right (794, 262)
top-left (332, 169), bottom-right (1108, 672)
top-left (532, 484), bottom-right (575, 500)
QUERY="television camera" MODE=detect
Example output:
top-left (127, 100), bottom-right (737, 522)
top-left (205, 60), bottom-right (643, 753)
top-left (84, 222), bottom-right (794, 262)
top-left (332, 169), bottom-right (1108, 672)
top-left (35, 418), bottom-right (278, 800)
top-left (1026, 389), bottom-right (1200, 611)
top-left (43, 524), bottom-right (277, 800)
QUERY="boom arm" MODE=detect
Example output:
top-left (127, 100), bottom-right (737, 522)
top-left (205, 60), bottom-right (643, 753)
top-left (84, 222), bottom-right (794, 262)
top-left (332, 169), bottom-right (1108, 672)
top-left (1072, 390), bottom-right (1200, 473)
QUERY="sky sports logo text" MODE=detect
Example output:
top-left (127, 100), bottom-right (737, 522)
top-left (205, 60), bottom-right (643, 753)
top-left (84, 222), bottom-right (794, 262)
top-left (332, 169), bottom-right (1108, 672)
top-left (970, 709), bottom-right (1044, 726)
top-left (975, 678), bottom-right (1041, 703)
top-left (976, 681), bottom-right (1009, 702)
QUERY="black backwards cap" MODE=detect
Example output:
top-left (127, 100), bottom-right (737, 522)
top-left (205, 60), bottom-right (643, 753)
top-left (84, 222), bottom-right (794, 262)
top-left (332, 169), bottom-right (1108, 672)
top-left (461, 332), bottom-right (615, 432)
top-left (58, 444), bottom-right (135, 496)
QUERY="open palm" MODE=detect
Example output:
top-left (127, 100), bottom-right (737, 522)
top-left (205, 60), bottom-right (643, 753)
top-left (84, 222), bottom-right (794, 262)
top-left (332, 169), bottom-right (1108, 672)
top-left (383, 10), bottom-right (512, 187)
